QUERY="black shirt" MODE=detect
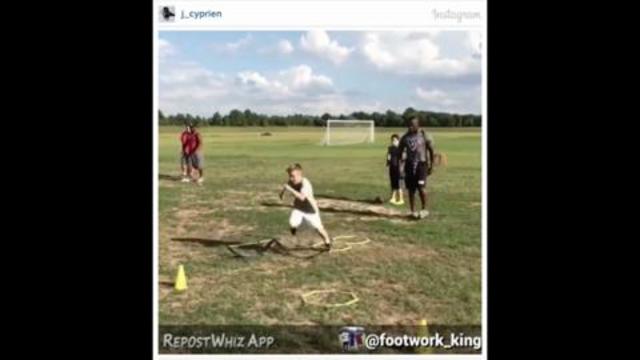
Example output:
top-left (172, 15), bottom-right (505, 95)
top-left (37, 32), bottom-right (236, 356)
top-left (387, 145), bottom-right (402, 168)
top-left (399, 131), bottom-right (427, 165)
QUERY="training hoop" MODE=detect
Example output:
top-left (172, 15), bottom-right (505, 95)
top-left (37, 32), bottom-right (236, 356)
top-left (301, 289), bottom-right (359, 308)
top-left (332, 235), bottom-right (372, 246)
top-left (311, 241), bottom-right (352, 252)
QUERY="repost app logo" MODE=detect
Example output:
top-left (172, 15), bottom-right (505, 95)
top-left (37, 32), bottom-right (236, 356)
top-left (338, 326), bottom-right (365, 352)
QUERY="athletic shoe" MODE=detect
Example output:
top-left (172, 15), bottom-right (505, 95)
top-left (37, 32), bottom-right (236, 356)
top-left (419, 210), bottom-right (430, 219)
top-left (389, 198), bottom-right (398, 205)
top-left (396, 199), bottom-right (405, 205)
top-left (181, 177), bottom-right (191, 183)
top-left (411, 212), bottom-right (420, 219)
top-left (196, 178), bottom-right (204, 184)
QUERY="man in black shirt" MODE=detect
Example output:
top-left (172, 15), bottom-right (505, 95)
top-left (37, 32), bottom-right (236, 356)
top-left (398, 118), bottom-right (434, 219)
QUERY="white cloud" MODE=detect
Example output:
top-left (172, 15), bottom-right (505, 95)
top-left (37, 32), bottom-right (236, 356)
top-left (414, 85), bottom-right (480, 113)
top-left (159, 31), bottom-right (482, 116)
top-left (277, 39), bottom-right (294, 54)
top-left (236, 71), bottom-right (270, 88)
top-left (257, 39), bottom-right (294, 55)
top-left (300, 30), bottom-right (353, 65)
top-left (416, 87), bottom-right (455, 105)
top-left (218, 34), bottom-right (253, 53)
top-left (233, 65), bottom-right (335, 102)
top-left (158, 38), bottom-right (175, 59)
top-left (279, 65), bottom-right (333, 91)
top-left (360, 32), bottom-right (479, 77)
top-left (160, 62), bottom-right (229, 102)
top-left (468, 31), bottom-right (482, 57)
top-left (235, 71), bottom-right (289, 97)
top-left (160, 61), bottom-right (344, 115)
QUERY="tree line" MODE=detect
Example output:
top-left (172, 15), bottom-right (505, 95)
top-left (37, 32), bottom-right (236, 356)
top-left (159, 108), bottom-right (481, 127)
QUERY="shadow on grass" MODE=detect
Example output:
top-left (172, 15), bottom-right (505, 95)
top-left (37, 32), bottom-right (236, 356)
top-left (171, 237), bottom-right (243, 247)
top-left (172, 236), bottom-right (326, 260)
top-left (227, 238), bottom-right (327, 260)
top-left (159, 173), bottom-right (183, 181)
top-left (315, 194), bottom-right (384, 205)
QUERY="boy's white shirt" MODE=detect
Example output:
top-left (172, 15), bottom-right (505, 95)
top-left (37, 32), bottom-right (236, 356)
top-left (294, 177), bottom-right (317, 211)
top-left (300, 178), bottom-right (313, 198)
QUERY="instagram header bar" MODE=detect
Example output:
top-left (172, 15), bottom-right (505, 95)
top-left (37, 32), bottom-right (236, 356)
top-left (156, 1), bottom-right (485, 29)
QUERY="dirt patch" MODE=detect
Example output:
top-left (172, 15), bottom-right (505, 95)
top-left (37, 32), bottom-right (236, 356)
top-left (160, 181), bottom-right (178, 188)
top-left (203, 218), bottom-right (254, 239)
top-left (175, 209), bottom-right (202, 218)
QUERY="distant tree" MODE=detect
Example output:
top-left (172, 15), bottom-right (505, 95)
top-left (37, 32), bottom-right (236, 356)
top-left (160, 108), bottom-right (480, 127)
top-left (210, 111), bottom-right (222, 126)
top-left (228, 109), bottom-right (244, 126)
top-left (402, 107), bottom-right (417, 123)
top-left (371, 112), bottom-right (384, 126)
top-left (385, 110), bottom-right (402, 127)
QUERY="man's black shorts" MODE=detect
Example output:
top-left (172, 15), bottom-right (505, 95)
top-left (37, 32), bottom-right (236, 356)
top-left (405, 161), bottom-right (427, 191)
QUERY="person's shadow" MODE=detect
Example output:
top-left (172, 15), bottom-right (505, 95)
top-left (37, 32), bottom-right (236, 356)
top-left (171, 237), bottom-right (242, 247)
top-left (159, 174), bottom-right (182, 181)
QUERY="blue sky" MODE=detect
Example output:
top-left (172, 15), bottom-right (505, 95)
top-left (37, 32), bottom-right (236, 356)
top-left (159, 31), bottom-right (482, 116)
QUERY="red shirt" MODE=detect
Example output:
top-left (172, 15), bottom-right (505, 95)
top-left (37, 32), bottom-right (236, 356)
top-left (181, 131), bottom-right (201, 155)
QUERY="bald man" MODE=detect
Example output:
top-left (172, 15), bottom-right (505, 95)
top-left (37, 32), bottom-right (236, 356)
top-left (398, 118), bottom-right (434, 219)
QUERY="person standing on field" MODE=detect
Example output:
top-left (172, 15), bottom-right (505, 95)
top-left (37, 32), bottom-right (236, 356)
top-left (180, 122), bottom-right (204, 184)
top-left (398, 118), bottom-right (434, 219)
top-left (386, 134), bottom-right (405, 205)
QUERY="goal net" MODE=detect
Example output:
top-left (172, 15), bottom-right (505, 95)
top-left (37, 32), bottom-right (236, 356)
top-left (322, 120), bottom-right (375, 145)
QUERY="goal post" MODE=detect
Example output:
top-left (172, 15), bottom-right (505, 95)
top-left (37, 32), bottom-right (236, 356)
top-left (322, 120), bottom-right (375, 145)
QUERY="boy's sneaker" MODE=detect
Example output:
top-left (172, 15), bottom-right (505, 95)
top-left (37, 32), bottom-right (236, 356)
top-left (196, 178), bottom-right (204, 184)
top-left (419, 210), bottom-right (429, 219)
top-left (395, 199), bottom-right (405, 205)
top-left (389, 198), bottom-right (398, 205)
top-left (411, 211), bottom-right (420, 219)
top-left (181, 177), bottom-right (191, 183)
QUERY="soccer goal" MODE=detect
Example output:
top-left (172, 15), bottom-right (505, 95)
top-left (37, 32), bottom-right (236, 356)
top-left (322, 120), bottom-right (375, 145)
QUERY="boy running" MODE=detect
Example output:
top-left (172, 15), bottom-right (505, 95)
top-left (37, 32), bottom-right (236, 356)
top-left (386, 134), bottom-right (405, 205)
top-left (279, 163), bottom-right (332, 249)
top-left (398, 118), bottom-right (434, 219)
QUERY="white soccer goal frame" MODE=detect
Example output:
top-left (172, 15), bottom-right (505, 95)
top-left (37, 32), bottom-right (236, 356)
top-left (323, 120), bottom-right (375, 145)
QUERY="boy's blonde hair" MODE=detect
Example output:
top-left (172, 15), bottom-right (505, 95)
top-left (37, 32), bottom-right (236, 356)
top-left (286, 163), bottom-right (303, 174)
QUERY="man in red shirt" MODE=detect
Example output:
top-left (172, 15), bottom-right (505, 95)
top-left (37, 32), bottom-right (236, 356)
top-left (180, 122), bottom-right (204, 184)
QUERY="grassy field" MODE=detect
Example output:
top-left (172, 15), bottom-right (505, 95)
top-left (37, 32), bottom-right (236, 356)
top-left (158, 126), bottom-right (481, 327)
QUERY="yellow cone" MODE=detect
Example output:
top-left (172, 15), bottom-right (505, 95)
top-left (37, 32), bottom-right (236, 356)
top-left (416, 318), bottom-right (432, 354)
top-left (174, 265), bottom-right (188, 291)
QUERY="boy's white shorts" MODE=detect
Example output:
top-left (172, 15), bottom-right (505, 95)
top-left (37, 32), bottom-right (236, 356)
top-left (289, 209), bottom-right (324, 230)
